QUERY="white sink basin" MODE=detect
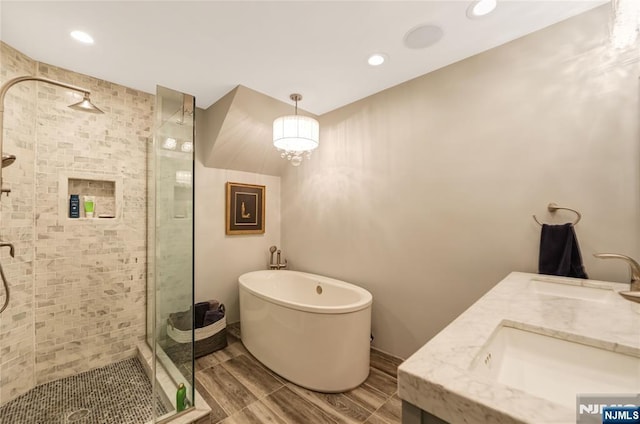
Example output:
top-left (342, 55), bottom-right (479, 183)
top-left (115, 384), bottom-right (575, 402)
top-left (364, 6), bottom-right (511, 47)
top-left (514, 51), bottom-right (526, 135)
top-left (528, 278), bottom-right (618, 303)
top-left (470, 325), bottom-right (640, 408)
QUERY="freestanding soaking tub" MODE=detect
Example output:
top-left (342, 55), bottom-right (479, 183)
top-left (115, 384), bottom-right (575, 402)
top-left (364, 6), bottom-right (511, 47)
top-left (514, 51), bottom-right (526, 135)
top-left (239, 270), bottom-right (373, 392)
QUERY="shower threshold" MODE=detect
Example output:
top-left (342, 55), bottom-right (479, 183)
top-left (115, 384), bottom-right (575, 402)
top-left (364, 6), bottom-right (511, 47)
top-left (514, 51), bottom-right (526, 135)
top-left (0, 357), bottom-right (168, 424)
top-left (137, 342), bottom-right (212, 424)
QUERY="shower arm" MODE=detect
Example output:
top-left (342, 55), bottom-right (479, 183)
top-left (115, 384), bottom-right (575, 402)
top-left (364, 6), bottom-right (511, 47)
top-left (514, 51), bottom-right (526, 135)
top-left (0, 76), bottom-right (92, 195)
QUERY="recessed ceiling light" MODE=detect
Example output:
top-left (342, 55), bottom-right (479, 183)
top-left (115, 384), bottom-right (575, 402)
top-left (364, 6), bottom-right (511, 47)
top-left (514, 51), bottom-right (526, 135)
top-left (404, 24), bottom-right (444, 50)
top-left (70, 30), bottom-right (94, 44)
top-left (367, 53), bottom-right (387, 67)
top-left (467, 0), bottom-right (497, 18)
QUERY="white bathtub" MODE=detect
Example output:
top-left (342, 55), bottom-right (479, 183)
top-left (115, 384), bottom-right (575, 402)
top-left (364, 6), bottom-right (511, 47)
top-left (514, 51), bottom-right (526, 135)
top-left (239, 270), bottom-right (373, 393)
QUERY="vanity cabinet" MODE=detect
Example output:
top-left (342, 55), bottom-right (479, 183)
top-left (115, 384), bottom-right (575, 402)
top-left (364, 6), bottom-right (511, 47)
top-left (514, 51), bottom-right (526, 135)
top-left (402, 402), bottom-right (447, 424)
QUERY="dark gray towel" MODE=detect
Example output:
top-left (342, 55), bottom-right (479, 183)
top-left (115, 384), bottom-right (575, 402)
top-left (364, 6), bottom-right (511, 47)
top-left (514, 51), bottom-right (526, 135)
top-left (170, 300), bottom-right (226, 330)
top-left (169, 310), bottom-right (192, 331)
top-left (538, 223), bottom-right (588, 279)
top-left (203, 303), bottom-right (225, 327)
top-left (194, 302), bottom-right (210, 328)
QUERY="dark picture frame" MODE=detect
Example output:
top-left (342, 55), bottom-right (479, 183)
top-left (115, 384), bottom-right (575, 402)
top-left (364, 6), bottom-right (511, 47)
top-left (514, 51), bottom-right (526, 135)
top-left (225, 182), bottom-right (265, 235)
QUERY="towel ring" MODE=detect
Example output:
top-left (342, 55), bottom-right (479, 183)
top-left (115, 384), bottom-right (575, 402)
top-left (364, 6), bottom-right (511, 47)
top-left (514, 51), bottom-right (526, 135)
top-left (533, 203), bottom-right (581, 226)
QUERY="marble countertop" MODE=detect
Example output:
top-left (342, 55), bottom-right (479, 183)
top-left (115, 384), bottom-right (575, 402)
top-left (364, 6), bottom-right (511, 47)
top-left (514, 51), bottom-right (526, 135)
top-left (397, 272), bottom-right (640, 424)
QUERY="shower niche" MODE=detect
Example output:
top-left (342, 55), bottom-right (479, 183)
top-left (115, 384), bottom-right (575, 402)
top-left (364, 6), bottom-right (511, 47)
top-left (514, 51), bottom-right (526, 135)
top-left (57, 172), bottom-right (123, 221)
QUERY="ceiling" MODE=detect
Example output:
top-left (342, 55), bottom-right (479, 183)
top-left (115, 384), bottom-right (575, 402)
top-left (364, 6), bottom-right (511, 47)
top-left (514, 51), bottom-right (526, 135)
top-left (0, 1), bottom-right (606, 115)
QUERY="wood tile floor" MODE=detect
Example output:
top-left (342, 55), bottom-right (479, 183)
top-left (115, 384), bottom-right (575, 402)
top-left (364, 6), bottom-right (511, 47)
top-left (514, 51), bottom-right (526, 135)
top-left (195, 335), bottom-right (403, 424)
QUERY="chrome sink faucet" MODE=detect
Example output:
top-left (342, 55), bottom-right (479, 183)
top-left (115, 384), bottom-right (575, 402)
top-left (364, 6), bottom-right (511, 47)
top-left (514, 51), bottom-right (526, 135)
top-left (593, 253), bottom-right (640, 304)
top-left (593, 253), bottom-right (640, 291)
top-left (269, 245), bottom-right (287, 270)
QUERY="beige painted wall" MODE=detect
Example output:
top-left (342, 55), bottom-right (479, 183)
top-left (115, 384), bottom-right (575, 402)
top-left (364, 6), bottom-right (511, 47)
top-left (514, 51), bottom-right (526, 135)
top-left (194, 138), bottom-right (281, 323)
top-left (281, 6), bottom-right (640, 359)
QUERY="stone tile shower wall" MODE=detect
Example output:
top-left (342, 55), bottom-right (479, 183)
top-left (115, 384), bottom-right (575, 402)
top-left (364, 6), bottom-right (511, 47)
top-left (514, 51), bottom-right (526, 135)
top-left (0, 42), bottom-right (38, 407)
top-left (0, 41), bottom-right (152, 404)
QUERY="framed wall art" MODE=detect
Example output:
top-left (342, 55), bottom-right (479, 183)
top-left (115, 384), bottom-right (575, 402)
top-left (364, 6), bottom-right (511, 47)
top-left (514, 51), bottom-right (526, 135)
top-left (225, 182), bottom-right (265, 235)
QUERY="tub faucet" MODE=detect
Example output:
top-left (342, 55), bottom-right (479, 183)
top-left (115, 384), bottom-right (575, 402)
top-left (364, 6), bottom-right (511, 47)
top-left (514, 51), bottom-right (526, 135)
top-left (276, 250), bottom-right (287, 270)
top-left (593, 253), bottom-right (640, 291)
top-left (268, 246), bottom-right (287, 270)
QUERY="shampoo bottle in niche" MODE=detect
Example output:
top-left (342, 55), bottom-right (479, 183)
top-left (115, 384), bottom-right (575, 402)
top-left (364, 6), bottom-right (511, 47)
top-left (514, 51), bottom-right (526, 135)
top-left (83, 196), bottom-right (95, 218)
top-left (69, 194), bottom-right (80, 218)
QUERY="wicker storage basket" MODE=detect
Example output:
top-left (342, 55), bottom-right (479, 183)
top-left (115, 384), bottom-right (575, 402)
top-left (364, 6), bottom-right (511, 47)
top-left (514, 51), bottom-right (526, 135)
top-left (167, 314), bottom-right (227, 358)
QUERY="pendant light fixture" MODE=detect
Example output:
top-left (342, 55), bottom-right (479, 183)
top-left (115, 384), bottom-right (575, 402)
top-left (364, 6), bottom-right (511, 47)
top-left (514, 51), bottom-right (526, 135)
top-left (273, 94), bottom-right (319, 166)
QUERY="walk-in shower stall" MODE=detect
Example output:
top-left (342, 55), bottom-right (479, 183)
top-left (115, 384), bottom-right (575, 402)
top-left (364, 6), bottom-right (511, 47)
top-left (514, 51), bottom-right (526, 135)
top-left (0, 41), bottom-right (196, 423)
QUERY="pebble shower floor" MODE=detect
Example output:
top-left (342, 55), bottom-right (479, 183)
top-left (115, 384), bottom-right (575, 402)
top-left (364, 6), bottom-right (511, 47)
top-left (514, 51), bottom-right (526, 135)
top-left (0, 357), bottom-right (168, 424)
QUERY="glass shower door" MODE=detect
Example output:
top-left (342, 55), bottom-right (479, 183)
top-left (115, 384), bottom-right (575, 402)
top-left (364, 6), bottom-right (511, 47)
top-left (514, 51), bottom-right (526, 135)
top-left (147, 85), bottom-right (195, 421)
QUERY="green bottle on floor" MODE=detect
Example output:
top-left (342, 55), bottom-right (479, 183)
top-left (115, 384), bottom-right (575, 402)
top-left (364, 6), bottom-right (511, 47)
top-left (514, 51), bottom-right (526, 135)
top-left (176, 383), bottom-right (187, 412)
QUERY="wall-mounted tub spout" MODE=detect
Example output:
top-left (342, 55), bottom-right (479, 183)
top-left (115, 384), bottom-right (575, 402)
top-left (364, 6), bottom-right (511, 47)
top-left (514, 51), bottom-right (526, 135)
top-left (0, 242), bottom-right (15, 258)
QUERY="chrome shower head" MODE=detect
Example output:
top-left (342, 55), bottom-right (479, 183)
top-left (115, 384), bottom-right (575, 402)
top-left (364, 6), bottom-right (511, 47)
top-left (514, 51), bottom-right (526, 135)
top-left (68, 93), bottom-right (104, 114)
top-left (2, 154), bottom-right (16, 168)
